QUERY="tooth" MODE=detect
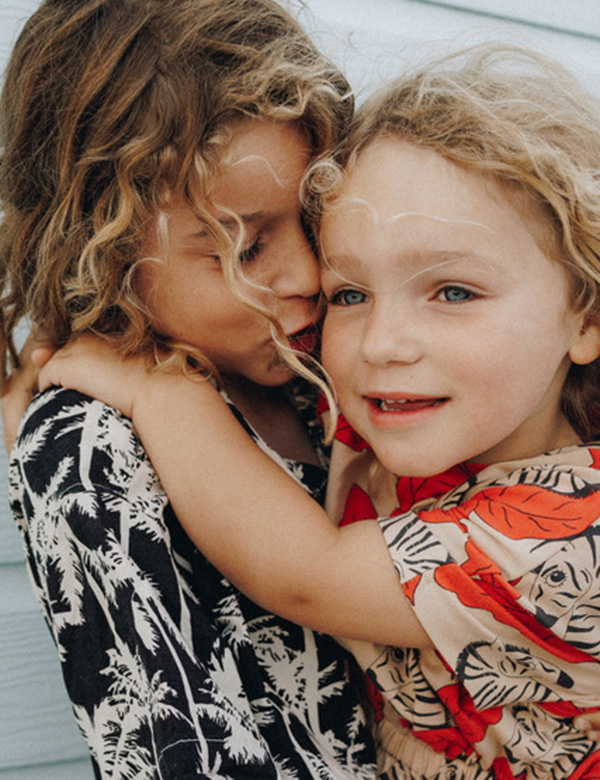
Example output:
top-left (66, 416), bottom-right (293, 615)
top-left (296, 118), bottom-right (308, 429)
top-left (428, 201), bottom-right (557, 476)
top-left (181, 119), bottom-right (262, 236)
top-left (380, 399), bottom-right (408, 410)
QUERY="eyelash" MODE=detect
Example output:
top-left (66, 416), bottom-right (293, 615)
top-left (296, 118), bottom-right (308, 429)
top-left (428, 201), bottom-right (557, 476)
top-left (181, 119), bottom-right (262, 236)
top-left (327, 285), bottom-right (480, 306)
top-left (434, 285), bottom-right (479, 303)
top-left (239, 236), bottom-right (264, 264)
top-left (327, 289), bottom-right (368, 306)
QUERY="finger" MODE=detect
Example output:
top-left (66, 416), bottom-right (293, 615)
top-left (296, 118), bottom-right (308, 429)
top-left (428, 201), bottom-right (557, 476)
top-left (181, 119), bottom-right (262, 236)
top-left (31, 345), bottom-right (57, 368)
top-left (1, 358), bottom-right (40, 453)
top-left (1, 328), bottom-right (57, 453)
top-left (16, 329), bottom-right (55, 367)
top-left (574, 717), bottom-right (600, 741)
top-left (37, 361), bottom-right (56, 392)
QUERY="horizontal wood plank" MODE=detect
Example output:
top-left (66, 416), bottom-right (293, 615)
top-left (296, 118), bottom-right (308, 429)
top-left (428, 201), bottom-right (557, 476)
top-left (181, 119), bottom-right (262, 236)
top-left (0, 608), bottom-right (88, 768)
top-left (0, 759), bottom-right (92, 780)
top-left (420, 0), bottom-right (600, 38)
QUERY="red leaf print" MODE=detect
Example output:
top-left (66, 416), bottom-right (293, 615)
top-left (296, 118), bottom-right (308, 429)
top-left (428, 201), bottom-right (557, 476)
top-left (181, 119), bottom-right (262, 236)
top-left (459, 484), bottom-right (600, 540)
top-left (567, 750), bottom-right (600, 780)
top-left (491, 756), bottom-right (525, 780)
top-left (402, 575), bottom-right (421, 605)
top-left (437, 681), bottom-right (503, 743)
top-left (412, 682), bottom-right (502, 759)
top-left (413, 725), bottom-right (472, 760)
top-left (396, 463), bottom-right (485, 513)
top-left (333, 414), bottom-right (371, 452)
top-left (434, 561), bottom-right (594, 664)
top-left (340, 484), bottom-right (378, 526)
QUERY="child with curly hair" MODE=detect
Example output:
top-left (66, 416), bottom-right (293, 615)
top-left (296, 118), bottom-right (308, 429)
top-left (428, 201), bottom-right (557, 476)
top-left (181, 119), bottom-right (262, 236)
top-left (0, 0), bottom-right (379, 776)
top-left (14, 40), bottom-right (600, 780)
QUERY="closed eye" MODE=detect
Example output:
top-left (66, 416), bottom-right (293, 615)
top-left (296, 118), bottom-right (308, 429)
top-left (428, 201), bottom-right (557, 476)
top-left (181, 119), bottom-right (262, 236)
top-left (202, 236), bottom-right (264, 268)
top-left (239, 236), bottom-right (265, 265)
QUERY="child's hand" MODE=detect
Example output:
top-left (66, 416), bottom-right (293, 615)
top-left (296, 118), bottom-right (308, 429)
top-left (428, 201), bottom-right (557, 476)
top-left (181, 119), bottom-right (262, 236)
top-left (2, 330), bottom-right (56, 452)
top-left (574, 716), bottom-right (600, 741)
top-left (38, 335), bottom-right (153, 420)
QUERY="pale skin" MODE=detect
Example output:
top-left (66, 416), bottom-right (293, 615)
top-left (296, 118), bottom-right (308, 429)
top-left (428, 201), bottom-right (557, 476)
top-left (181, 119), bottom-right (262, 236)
top-left (28, 336), bottom-right (429, 647)
top-left (2, 335), bottom-right (49, 452)
top-left (319, 140), bottom-right (594, 476)
top-left (4, 118), bottom-right (325, 462)
top-left (7, 139), bottom-right (600, 734)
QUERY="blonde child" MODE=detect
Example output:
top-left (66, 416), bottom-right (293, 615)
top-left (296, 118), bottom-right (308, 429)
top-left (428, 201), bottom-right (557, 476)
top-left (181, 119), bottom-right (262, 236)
top-left (0, 0), bottom-right (381, 776)
top-left (33, 44), bottom-right (600, 779)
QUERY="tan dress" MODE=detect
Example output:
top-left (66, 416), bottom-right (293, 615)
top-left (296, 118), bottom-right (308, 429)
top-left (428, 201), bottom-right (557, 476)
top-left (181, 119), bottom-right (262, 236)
top-left (325, 411), bottom-right (600, 780)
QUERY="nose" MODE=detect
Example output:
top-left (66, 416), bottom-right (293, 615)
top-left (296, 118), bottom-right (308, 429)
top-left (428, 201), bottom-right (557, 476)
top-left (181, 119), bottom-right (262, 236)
top-left (359, 298), bottom-right (423, 366)
top-left (269, 219), bottom-right (320, 301)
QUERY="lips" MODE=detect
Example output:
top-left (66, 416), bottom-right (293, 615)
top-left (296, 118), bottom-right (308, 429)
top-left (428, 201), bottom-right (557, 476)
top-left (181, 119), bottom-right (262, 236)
top-left (377, 397), bottom-right (446, 412)
top-left (365, 394), bottom-right (449, 425)
top-left (287, 324), bottom-right (319, 356)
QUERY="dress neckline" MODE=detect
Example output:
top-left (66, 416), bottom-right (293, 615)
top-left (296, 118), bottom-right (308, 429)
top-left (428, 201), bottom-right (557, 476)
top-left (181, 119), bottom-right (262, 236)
top-left (395, 462), bottom-right (487, 512)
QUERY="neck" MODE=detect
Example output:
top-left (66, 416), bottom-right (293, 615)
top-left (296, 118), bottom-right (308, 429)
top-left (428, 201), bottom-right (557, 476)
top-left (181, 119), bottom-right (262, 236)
top-left (220, 374), bottom-right (321, 466)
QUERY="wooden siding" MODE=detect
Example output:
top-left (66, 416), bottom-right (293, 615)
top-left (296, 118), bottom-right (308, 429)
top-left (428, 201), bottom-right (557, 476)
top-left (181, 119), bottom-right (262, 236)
top-left (1, 1), bottom-right (599, 777)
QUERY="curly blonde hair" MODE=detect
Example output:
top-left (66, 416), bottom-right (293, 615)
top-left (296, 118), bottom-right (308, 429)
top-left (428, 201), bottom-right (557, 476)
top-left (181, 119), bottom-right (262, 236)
top-left (314, 44), bottom-right (600, 441)
top-left (0, 0), bottom-right (352, 390)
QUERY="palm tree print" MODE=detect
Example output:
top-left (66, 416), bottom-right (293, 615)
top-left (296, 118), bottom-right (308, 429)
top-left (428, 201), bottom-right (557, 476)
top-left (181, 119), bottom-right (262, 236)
top-left (10, 387), bottom-right (376, 779)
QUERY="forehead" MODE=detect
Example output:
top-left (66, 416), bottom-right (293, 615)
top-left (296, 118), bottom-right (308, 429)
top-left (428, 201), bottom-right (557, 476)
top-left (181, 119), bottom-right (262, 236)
top-left (154, 120), bottom-right (311, 244)
top-left (211, 119), bottom-right (312, 210)
top-left (319, 138), bottom-right (567, 291)
top-left (322, 138), bottom-right (555, 253)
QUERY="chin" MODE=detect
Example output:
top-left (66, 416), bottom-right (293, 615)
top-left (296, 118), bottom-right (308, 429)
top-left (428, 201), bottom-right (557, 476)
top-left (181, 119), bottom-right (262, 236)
top-left (374, 449), bottom-right (456, 479)
top-left (265, 371), bottom-right (297, 387)
top-left (249, 365), bottom-right (296, 388)
top-left (262, 358), bottom-right (299, 386)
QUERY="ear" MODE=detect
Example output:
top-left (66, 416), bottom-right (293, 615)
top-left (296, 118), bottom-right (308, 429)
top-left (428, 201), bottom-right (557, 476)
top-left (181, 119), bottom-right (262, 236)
top-left (569, 319), bottom-right (600, 366)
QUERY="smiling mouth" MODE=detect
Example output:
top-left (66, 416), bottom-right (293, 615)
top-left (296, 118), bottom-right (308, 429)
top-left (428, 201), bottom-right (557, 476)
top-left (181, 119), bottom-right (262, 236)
top-left (372, 397), bottom-right (448, 412)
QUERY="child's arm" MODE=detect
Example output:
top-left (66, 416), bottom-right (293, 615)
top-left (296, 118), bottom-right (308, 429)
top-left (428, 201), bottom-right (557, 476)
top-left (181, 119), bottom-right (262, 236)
top-left (38, 336), bottom-right (431, 648)
top-left (1, 330), bottom-right (55, 452)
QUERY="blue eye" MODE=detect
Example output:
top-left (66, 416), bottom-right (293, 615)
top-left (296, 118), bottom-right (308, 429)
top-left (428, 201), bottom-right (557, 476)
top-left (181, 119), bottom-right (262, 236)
top-left (331, 289), bottom-right (367, 306)
top-left (439, 286), bottom-right (471, 302)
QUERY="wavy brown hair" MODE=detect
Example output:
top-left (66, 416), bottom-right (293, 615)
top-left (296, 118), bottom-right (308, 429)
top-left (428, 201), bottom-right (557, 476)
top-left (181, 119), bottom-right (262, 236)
top-left (0, 0), bottom-right (352, 388)
top-left (314, 45), bottom-right (600, 441)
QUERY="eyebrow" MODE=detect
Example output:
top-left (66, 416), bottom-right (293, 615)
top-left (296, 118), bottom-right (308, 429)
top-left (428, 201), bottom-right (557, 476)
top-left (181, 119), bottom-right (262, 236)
top-left (191, 210), bottom-right (267, 238)
top-left (322, 250), bottom-right (498, 278)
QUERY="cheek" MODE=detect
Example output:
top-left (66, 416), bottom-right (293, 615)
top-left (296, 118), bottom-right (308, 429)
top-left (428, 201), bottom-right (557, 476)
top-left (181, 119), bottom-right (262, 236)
top-left (455, 307), bottom-right (566, 379)
top-left (146, 276), bottom-right (194, 334)
top-left (458, 342), bottom-right (543, 407)
top-left (134, 257), bottom-right (186, 325)
top-left (321, 316), bottom-right (351, 383)
top-left (133, 259), bottom-right (159, 308)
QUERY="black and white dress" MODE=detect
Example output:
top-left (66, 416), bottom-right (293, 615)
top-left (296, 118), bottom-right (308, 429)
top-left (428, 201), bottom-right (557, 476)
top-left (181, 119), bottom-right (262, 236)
top-left (9, 385), bottom-right (376, 780)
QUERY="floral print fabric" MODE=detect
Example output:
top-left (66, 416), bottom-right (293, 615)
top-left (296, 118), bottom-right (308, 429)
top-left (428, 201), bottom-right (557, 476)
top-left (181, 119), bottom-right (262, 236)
top-left (9, 387), bottom-right (376, 780)
top-left (326, 418), bottom-right (600, 780)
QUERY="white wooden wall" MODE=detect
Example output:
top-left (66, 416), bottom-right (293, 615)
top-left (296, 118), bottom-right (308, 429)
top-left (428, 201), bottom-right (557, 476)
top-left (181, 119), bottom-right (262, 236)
top-left (1, 1), bottom-right (599, 777)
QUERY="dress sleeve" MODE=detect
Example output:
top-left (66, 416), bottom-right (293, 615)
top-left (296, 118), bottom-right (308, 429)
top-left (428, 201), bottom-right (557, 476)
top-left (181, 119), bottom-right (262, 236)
top-left (9, 389), bottom-right (279, 780)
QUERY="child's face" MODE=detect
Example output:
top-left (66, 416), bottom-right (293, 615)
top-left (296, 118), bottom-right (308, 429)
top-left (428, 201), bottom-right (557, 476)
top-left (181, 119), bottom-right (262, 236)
top-left (136, 120), bottom-right (319, 387)
top-left (320, 139), bottom-right (597, 477)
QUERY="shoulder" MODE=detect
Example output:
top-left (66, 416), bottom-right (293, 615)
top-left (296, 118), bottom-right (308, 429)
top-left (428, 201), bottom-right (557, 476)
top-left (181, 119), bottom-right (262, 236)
top-left (462, 443), bottom-right (600, 502)
top-left (438, 444), bottom-right (600, 545)
top-left (380, 443), bottom-right (600, 583)
top-left (11, 387), bottom-right (156, 498)
top-left (16, 385), bottom-right (140, 447)
top-left (410, 443), bottom-right (600, 523)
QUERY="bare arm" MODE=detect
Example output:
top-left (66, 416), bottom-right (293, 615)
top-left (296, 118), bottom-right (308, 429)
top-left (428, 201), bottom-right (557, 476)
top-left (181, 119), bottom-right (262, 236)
top-left (39, 337), bottom-right (431, 648)
top-left (23, 339), bottom-right (600, 741)
top-left (2, 331), bottom-right (55, 452)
